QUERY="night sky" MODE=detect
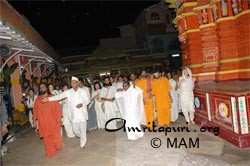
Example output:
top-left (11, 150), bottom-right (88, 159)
top-left (8, 0), bottom-right (159, 56)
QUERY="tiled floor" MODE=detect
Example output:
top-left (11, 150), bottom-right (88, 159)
top-left (3, 116), bottom-right (250, 166)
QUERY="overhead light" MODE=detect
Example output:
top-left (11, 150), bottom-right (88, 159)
top-left (0, 35), bottom-right (12, 40)
top-left (12, 47), bottom-right (34, 52)
top-left (172, 54), bottom-right (180, 57)
top-left (65, 68), bottom-right (68, 72)
top-left (99, 72), bottom-right (110, 76)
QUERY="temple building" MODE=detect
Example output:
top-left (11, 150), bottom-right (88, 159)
top-left (167, 0), bottom-right (250, 148)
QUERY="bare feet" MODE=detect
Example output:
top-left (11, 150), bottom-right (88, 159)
top-left (80, 146), bottom-right (85, 151)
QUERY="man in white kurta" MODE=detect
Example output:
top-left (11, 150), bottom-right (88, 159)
top-left (79, 79), bottom-right (91, 99)
top-left (115, 81), bottom-right (146, 140)
top-left (100, 77), bottom-right (118, 129)
top-left (42, 77), bottom-right (90, 149)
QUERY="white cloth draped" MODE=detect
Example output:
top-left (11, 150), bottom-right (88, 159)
top-left (99, 86), bottom-right (118, 129)
top-left (115, 86), bottom-right (145, 140)
top-left (169, 79), bottom-right (178, 122)
top-left (92, 89), bottom-right (106, 129)
top-left (61, 98), bottom-right (75, 138)
top-left (114, 83), bottom-right (123, 120)
top-left (179, 68), bottom-right (195, 114)
top-left (115, 82), bottom-right (123, 90)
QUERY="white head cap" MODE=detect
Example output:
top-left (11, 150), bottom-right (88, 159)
top-left (71, 76), bottom-right (79, 82)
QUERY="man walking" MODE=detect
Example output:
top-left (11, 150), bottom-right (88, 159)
top-left (33, 83), bottom-right (62, 157)
top-left (42, 77), bottom-right (90, 150)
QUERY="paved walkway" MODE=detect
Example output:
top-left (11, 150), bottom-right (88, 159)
top-left (3, 116), bottom-right (250, 166)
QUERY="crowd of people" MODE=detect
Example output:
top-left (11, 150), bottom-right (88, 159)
top-left (20, 67), bottom-right (195, 158)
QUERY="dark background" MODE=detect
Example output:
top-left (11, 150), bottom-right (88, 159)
top-left (8, 0), bottom-right (159, 56)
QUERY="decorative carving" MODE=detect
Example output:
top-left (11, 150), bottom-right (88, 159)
top-left (231, 97), bottom-right (239, 134)
top-left (232, 0), bottom-right (239, 15)
top-left (238, 97), bottom-right (249, 134)
top-left (238, 0), bottom-right (242, 12)
top-left (218, 102), bottom-right (229, 118)
top-left (213, 4), bottom-right (218, 21)
top-left (198, 14), bottom-right (202, 25)
top-left (194, 97), bottom-right (200, 108)
top-left (221, 0), bottom-right (228, 17)
top-left (201, 9), bottom-right (209, 24)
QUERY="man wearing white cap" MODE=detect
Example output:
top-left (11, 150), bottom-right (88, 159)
top-left (42, 76), bottom-right (90, 150)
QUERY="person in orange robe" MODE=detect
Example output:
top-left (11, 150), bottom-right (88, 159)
top-left (33, 83), bottom-right (62, 158)
top-left (152, 69), bottom-right (172, 126)
top-left (135, 70), bottom-right (154, 128)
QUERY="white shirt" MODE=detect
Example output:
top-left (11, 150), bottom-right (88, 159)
top-left (51, 90), bottom-right (60, 95)
top-left (26, 95), bottom-right (38, 109)
top-left (115, 86), bottom-right (146, 125)
top-left (115, 82), bottom-right (123, 90)
top-left (99, 86), bottom-right (116, 99)
top-left (49, 87), bottom-right (90, 123)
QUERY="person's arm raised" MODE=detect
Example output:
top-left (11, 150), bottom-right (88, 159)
top-left (41, 91), bottom-right (67, 103)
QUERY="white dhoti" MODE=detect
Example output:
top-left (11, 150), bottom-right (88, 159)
top-left (61, 99), bottom-right (75, 138)
top-left (72, 121), bottom-right (87, 147)
top-left (63, 116), bottom-right (75, 138)
top-left (29, 110), bottom-right (39, 130)
top-left (28, 111), bottom-right (34, 128)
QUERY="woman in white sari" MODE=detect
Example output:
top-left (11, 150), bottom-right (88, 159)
top-left (178, 67), bottom-right (195, 125)
top-left (115, 81), bottom-right (146, 140)
top-left (92, 82), bottom-right (106, 129)
top-left (167, 72), bottom-right (178, 122)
